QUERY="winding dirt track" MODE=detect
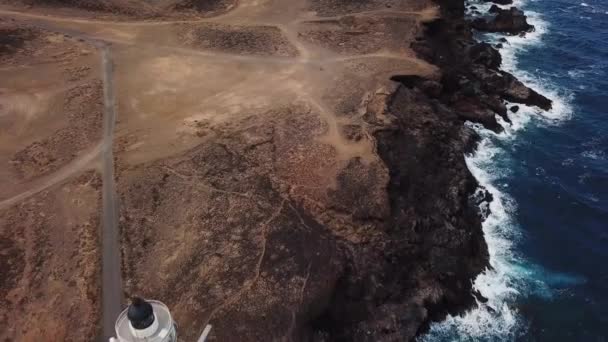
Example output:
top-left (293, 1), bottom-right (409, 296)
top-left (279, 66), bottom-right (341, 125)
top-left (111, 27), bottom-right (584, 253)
top-left (0, 142), bottom-right (102, 210)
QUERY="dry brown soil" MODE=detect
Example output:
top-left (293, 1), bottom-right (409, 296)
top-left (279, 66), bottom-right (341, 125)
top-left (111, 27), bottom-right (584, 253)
top-left (0, 0), bottom-right (440, 340)
top-left (0, 171), bottom-right (102, 341)
top-left (0, 17), bottom-right (104, 341)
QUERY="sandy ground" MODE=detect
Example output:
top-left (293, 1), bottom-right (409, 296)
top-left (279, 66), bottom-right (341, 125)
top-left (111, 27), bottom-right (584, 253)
top-left (0, 0), bottom-right (439, 340)
top-left (0, 23), bottom-right (102, 201)
top-left (0, 18), bottom-right (104, 341)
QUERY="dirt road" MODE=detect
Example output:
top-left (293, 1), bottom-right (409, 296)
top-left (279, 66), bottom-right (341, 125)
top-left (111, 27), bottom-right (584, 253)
top-left (100, 44), bottom-right (121, 341)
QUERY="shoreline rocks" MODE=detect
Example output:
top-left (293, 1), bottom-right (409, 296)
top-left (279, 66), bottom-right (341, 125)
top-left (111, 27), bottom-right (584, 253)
top-left (472, 6), bottom-right (535, 34)
top-left (379, 0), bottom-right (552, 336)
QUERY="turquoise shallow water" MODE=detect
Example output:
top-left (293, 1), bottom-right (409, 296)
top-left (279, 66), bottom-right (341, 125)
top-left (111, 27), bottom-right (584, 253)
top-left (423, 0), bottom-right (608, 340)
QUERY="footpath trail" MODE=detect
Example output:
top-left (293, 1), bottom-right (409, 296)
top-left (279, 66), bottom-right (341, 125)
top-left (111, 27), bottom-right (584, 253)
top-left (0, 143), bottom-right (103, 210)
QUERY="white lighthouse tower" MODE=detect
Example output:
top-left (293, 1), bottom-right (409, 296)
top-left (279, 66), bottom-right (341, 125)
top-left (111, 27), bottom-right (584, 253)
top-left (109, 297), bottom-right (212, 342)
top-left (110, 297), bottom-right (177, 342)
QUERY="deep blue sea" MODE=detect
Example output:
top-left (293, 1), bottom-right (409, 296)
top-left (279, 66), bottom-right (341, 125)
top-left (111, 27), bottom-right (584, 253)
top-left (423, 0), bottom-right (608, 341)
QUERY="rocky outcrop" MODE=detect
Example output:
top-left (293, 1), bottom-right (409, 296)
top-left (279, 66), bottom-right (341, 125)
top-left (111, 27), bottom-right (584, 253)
top-left (385, 0), bottom-right (551, 336)
top-left (0, 27), bottom-right (36, 55)
top-left (469, 42), bottom-right (502, 69)
top-left (413, 5), bottom-right (551, 131)
top-left (476, 67), bottom-right (552, 110)
top-left (472, 6), bottom-right (535, 34)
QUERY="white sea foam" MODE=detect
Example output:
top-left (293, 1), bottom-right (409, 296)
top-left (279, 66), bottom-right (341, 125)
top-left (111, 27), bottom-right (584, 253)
top-left (468, 2), bottom-right (574, 123)
top-left (421, 0), bottom-right (576, 341)
top-left (421, 126), bottom-right (528, 341)
top-left (581, 150), bottom-right (606, 160)
top-left (494, 11), bottom-right (574, 123)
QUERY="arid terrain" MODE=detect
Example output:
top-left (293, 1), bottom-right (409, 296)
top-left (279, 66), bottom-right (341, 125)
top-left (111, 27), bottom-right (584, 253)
top-left (0, 19), bottom-right (103, 340)
top-left (0, 0), bottom-right (548, 340)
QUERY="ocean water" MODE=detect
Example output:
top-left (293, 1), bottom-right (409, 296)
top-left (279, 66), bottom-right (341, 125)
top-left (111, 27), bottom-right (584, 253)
top-left (422, 0), bottom-right (608, 341)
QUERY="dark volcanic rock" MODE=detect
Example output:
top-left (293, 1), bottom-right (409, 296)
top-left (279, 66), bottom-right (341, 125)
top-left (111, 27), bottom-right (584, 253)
top-left (389, 74), bottom-right (427, 88)
top-left (471, 187), bottom-right (493, 220)
top-left (412, 11), bottom-right (552, 131)
top-left (484, 0), bottom-right (513, 4)
top-left (390, 75), bottom-right (443, 98)
top-left (0, 28), bottom-right (36, 55)
top-left (420, 80), bottom-right (444, 98)
top-left (453, 98), bottom-right (503, 132)
top-left (438, 0), bottom-right (467, 16)
top-left (475, 67), bottom-right (552, 110)
top-left (471, 6), bottom-right (535, 34)
top-left (473, 289), bottom-right (489, 303)
top-left (401, 11), bottom-right (553, 339)
top-left (489, 4), bottom-right (501, 13)
top-left (359, 84), bottom-right (488, 339)
top-left (309, 70), bottom-right (489, 341)
top-left (404, 12), bottom-right (554, 337)
top-left (469, 42), bottom-right (502, 69)
top-left (510, 105), bottom-right (520, 113)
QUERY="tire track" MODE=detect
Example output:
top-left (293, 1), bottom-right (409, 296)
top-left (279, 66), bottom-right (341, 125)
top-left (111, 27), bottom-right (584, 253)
top-left (0, 143), bottom-right (102, 210)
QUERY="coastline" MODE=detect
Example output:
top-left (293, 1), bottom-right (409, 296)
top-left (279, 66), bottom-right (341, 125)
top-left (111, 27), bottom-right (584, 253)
top-left (394, 0), bottom-right (560, 339)
top-left (308, 0), bottom-right (556, 338)
top-left (419, 0), bottom-right (575, 340)
top-left (0, 0), bottom-right (564, 340)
